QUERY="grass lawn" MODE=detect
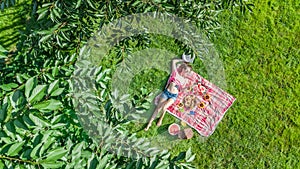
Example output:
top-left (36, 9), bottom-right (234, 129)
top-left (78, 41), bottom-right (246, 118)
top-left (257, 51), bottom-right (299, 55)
top-left (127, 0), bottom-right (300, 168)
top-left (202, 0), bottom-right (299, 168)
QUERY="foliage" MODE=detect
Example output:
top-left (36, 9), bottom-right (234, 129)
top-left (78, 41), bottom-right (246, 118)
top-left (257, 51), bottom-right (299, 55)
top-left (0, 0), bottom-right (254, 168)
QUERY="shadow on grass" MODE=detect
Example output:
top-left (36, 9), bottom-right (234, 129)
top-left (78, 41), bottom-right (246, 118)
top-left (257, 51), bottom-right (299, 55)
top-left (0, 0), bottom-right (31, 49)
top-left (157, 123), bottom-right (170, 134)
top-left (0, 31), bottom-right (20, 49)
top-left (133, 118), bottom-right (170, 134)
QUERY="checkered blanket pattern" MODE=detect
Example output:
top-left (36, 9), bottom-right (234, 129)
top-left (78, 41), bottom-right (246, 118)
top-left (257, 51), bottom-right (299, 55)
top-left (156, 71), bottom-right (236, 137)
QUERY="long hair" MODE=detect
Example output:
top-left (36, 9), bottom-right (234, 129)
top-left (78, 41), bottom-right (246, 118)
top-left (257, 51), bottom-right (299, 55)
top-left (178, 62), bottom-right (192, 73)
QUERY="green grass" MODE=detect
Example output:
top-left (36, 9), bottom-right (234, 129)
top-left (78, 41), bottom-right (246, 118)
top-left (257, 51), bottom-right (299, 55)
top-left (211, 0), bottom-right (299, 167)
top-left (0, 0), bottom-right (30, 50)
top-left (202, 0), bottom-right (299, 167)
top-left (127, 0), bottom-right (300, 168)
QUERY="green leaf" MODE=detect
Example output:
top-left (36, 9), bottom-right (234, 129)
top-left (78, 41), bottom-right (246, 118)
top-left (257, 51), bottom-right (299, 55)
top-left (0, 83), bottom-right (18, 91)
top-left (186, 154), bottom-right (195, 163)
top-left (51, 123), bottom-right (66, 129)
top-left (10, 90), bottom-right (26, 109)
top-left (98, 154), bottom-right (110, 169)
top-left (174, 152), bottom-right (185, 161)
top-left (7, 141), bottom-right (25, 156)
top-left (4, 121), bottom-right (16, 137)
top-left (75, 0), bottom-right (82, 9)
top-left (8, 83), bottom-right (19, 88)
top-left (52, 66), bottom-right (59, 77)
top-left (132, 1), bottom-right (141, 7)
top-left (52, 8), bottom-right (60, 18)
top-left (25, 77), bottom-right (37, 99)
top-left (30, 142), bottom-right (42, 158)
top-left (0, 84), bottom-right (11, 91)
top-left (50, 11), bottom-right (55, 22)
top-left (39, 137), bottom-right (55, 157)
top-left (60, 31), bottom-right (70, 42)
top-left (28, 85), bottom-right (47, 103)
top-left (0, 143), bottom-right (11, 155)
top-left (40, 161), bottom-right (64, 168)
top-left (41, 2), bottom-right (53, 8)
top-left (185, 147), bottom-right (192, 160)
top-left (14, 118), bottom-right (28, 130)
top-left (33, 99), bottom-right (62, 112)
top-left (37, 9), bottom-right (49, 21)
top-left (72, 142), bottom-right (84, 156)
top-left (44, 148), bottom-right (68, 161)
top-left (87, 154), bottom-right (98, 169)
top-left (16, 74), bottom-right (24, 84)
top-left (29, 114), bottom-right (49, 127)
top-left (0, 103), bottom-right (8, 123)
top-left (0, 44), bottom-right (8, 53)
top-left (0, 44), bottom-right (8, 58)
top-left (50, 88), bottom-right (64, 96)
top-left (39, 34), bottom-right (52, 45)
top-left (0, 54), bottom-right (7, 59)
top-left (21, 148), bottom-right (32, 160)
top-left (50, 114), bottom-right (63, 124)
top-left (47, 80), bottom-right (59, 94)
top-left (22, 114), bottom-right (35, 128)
top-left (43, 73), bottom-right (54, 81)
top-left (0, 159), bottom-right (4, 168)
top-left (86, 0), bottom-right (96, 10)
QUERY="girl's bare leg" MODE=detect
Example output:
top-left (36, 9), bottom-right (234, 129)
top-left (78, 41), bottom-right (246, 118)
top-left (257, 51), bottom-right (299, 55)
top-left (144, 96), bottom-right (167, 131)
top-left (156, 99), bottom-right (175, 127)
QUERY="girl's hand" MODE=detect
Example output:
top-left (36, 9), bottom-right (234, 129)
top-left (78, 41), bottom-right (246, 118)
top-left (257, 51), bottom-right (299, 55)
top-left (172, 58), bottom-right (184, 63)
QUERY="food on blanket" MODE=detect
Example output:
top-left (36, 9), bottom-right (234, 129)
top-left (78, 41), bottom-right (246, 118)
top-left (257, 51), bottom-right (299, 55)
top-left (179, 107), bottom-right (185, 112)
top-left (197, 84), bottom-right (206, 94)
top-left (204, 94), bottom-right (211, 101)
top-left (183, 95), bottom-right (197, 110)
top-left (192, 85), bottom-right (198, 92)
top-left (178, 103), bottom-right (185, 112)
top-left (168, 123), bottom-right (180, 135)
top-left (178, 103), bottom-right (184, 108)
top-left (184, 128), bottom-right (194, 139)
top-left (181, 121), bottom-right (187, 127)
top-left (165, 71), bottom-right (235, 137)
top-left (197, 102), bottom-right (206, 108)
top-left (197, 83), bottom-right (201, 88)
top-left (178, 128), bottom-right (193, 139)
top-left (189, 111), bottom-right (195, 115)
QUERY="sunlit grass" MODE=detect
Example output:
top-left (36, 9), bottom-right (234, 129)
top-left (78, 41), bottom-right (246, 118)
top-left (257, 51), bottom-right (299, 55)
top-left (0, 0), bottom-right (30, 50)
top-left (127, 0), bottom-right (300, 168)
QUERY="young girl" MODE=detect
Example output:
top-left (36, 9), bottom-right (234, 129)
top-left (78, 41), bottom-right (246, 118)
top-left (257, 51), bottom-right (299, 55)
top-left (144, 58), bottom-right (192, 131)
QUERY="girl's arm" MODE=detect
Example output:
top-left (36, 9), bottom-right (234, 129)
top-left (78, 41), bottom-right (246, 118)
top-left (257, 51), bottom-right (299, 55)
top-left (171, 58), bottom-right (184, 73)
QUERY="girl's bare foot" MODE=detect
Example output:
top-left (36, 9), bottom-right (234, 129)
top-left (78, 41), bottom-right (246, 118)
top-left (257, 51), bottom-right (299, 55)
top-left (156, 120), bottom-right (162, 127)
top-left (144, 123), bottom-right (151, 131)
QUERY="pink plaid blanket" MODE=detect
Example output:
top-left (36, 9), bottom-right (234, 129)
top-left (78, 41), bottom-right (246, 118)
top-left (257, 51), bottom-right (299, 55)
top-left (155, 71), bottom-right (236, 137)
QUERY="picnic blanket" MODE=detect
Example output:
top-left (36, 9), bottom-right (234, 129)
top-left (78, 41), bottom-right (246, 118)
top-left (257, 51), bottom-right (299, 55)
top-left (155, 71), bottom-right (236, 137)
